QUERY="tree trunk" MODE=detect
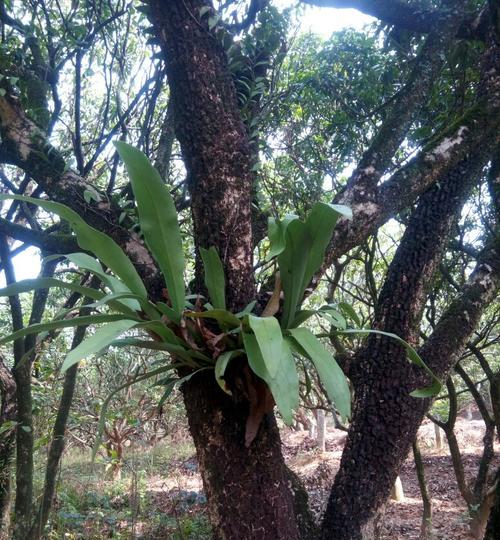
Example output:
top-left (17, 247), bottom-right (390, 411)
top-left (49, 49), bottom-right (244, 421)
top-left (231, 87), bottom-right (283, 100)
top-left (0, 356), bottom-right (16, 540)
top-left (434, 423), bottom-right (443, 449)
top-left (413, 440), bottom-right (432, 540)
top-left (146, 2), bottom-right (311, 538)
top-left (182, 370), bottom-right (302, 540)
top-left (321, 126), bottom-right (498, 539)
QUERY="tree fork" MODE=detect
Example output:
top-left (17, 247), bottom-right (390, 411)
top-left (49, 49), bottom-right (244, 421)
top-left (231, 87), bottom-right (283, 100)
top-left (321, 143), bottom-right (497, 539)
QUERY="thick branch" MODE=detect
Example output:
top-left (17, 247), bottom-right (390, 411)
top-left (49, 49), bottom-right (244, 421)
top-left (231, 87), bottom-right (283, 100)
top-left (148, 0), bottom-right (255, 311)
top-left (301, 0), bottom-right (488, 40)
top-left (0, 93), bottom-right (160, 296)
top-left (0, 218), bottom-right (78, 253)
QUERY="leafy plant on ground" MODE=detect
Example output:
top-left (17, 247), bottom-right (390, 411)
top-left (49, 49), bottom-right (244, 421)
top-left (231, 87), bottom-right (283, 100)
top-left (0, 143), bottom-right (441, 446)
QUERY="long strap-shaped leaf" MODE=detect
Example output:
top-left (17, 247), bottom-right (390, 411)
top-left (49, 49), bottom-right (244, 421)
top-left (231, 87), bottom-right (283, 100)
top-left (243, 332), bottom-right (299, 425)
top-left (0, 314), bottom-right (138, 346)
top-left (300, 202), bottom-right (351, 295)
top-left (0, 194), bottom-right (147, 299)
top-left (64, 252), bottom-right (140, 314)
top-left (248, 314), bottom-right (284, 378)
top-left (289, 327), bottom-right (351, 419)
top-left (200, 246), bottom-right (226, 309)
top-left (114, 142), bottom-right (185, 314)
top-left (273, 202), bottom-right (352, 329)
top-left (0, 277), bottom-right (105, 301)
top-left (334, 329), bottom-right (442, 397)
top-left (61, 319), bottom-right (137, 372)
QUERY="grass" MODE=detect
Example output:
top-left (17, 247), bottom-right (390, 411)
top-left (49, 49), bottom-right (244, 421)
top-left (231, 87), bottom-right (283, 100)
top-left (37, 436), bottom-right (211, 539)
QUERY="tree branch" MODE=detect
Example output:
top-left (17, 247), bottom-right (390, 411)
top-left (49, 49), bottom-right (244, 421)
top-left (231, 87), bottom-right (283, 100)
top-left (300, 0), bottom-right (489, 40)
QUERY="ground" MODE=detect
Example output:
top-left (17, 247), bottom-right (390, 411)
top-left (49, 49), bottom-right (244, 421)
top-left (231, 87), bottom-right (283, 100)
top-left (48, 414), bottom-right (499, 539)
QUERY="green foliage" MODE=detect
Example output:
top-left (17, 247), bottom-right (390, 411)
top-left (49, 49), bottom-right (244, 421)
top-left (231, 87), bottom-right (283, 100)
top-left (289, 327), bottom-right (350, 419)
top-left (269, 202), bottom-right (352, 328)
top-left (114, 141), bottom-right (186, 314)
top-left (200, 246), bottom-right (226, 310)
top-left (0, 146), bottom-right (441, 437)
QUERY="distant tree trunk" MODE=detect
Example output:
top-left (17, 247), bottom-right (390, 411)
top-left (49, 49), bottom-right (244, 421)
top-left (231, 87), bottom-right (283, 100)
top-left (317, 409), bottom-right (326, 452)
top-left (0, 356), bottom-right (16, 540)
top-left (390, 476), bottom-right (405, 503)
top-left (413, 440), bottom-right (432, 540)
top-left (434, 424), bottom-right (443, 449)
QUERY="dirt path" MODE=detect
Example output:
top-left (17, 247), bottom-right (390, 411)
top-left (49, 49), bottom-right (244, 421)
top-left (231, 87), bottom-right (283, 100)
top-left (283, 416), bottom-right (499, 539)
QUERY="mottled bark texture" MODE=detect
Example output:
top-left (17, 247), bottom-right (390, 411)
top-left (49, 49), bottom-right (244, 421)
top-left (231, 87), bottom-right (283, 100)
top-left (182, 370), bottom-right (302, 540)
top-left (0, 356), bottom-right (16, 539)
top-left (321, 143), bottom-right (497, 539)
top-left (146, 2), bottom-right (305, 538)
top-left (148, 0), bottom-right (255, 312)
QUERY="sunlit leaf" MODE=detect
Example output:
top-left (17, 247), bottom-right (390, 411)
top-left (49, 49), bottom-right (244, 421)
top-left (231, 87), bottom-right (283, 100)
top-left (214, 349), bottom-right (243, 394)
top-left (248, 314), bottom-right (284, 378)
top-left (61, 319), bottom-right (137, 372)
top-left (114, 142), bottom-right (185, 313)
top-left (289, 327), bottom-right (351, 419)
top-left (0, 314), bottom-right (137, 346)
top-left (242, 332), bottom-right (299, 424)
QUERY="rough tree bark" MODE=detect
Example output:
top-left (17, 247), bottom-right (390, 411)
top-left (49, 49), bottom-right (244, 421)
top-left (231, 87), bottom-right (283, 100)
top-left (146, 1), bottom-right (307, 538)
top-left (0, 355), bottom-right (16, 539)
top-left (322, 113), bottom-right (499, 540)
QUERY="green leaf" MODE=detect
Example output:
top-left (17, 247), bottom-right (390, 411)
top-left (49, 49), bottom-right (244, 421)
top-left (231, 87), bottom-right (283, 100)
top-left (199, 5), bottom-right (211, 17)
top-left (336, 329), bottom-right (442, 396)
top-left (291, 310), bottom-right (317, 328)
top-left (243, 333), bottom-right (299, 424)
top-left (0, 277), bottom-right (105, 302)
top-left (337, 302), bottom-right (361, 327)
top-left (300, 202), bottom-right (352, 295)
top-left (89, 292), bottom-right (161, 320)
top-left (157, 302), bottom-right (181, 325)
top-left (318, 307), bottom-right (347, 330)
top-left (214, 350), bottom-right (243, 394)
top-left (61, 319), bottom-right (137, 372)
top-left (248, 314), bottom-right (284, 378)
top-left (135, 320), bottom-right (183, 346)
top-left (0, 195), bottom-right (147, 299)
top-left (289, 327), bottom-right (351, 419)
top-left (63, 253), bottom-right (140, 314)
top-left (185, 309), bottom-right (241, 329)
top-left (275, 202), bottom-right (352, 329)
top-left (200, 246), bottom-right (226, 310)
top-left (267, 214), bottom-right (298, 260)
top-left (0, 314), bottom-right (137, 346)
top-left (278, 219), bottom-right (311, 329)
top-left (235, 300), bottom-right (257, 318)
top-left (114, 142), bottom-right (185, 313)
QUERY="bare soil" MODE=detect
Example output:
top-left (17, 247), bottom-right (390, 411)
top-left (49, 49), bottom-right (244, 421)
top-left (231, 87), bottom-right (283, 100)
top-left (152, 415), bottom-right (499, 539)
